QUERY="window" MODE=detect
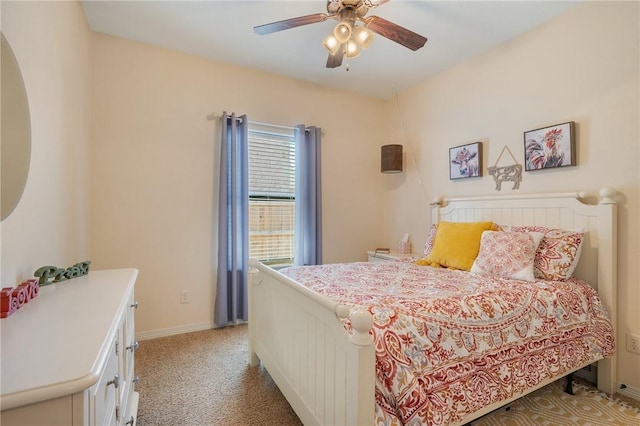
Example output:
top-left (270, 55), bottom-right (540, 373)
top-left (248, 123), bottom-right (295, 266)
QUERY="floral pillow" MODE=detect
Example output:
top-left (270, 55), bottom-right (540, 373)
top-left (498, 225), bottom-right (585, 281)
top-left (423, 224), bottom-right (438, 256)
top-left (470, 231), bottom-right (544, 281)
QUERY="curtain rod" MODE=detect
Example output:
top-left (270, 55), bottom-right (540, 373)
top-left (207, 112), bottom-right (323, 135)
top-left (206, 113), bottom-right (295, 131)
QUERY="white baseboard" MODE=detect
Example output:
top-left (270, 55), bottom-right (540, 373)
top-left (616, 382), bottom-right (640, 402)
top-left (136, 321), bottom-right (214, 341)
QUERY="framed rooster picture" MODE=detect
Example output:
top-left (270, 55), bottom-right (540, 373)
top-left (524, 121), bottom-right (575, 171)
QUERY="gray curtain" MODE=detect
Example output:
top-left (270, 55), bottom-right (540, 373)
top-left (294, 125), bottom-right (322, 266)
top-left (214, 112), bottom-right (249, 327)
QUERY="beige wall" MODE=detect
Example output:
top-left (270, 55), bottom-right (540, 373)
top-left (1, 2), bottom-right (92, 285)
top-left (90, 34), bottom-right (385, 337)
top-left (382, 1), bottom-right (639, 394)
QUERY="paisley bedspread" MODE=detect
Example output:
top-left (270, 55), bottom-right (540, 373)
top-left (281, 261), bottom-right (615, 426)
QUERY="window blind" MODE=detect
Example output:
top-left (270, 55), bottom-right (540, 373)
top-left (248, 130), bottom-right (295, 198)
top-left (248, 125), bottom-right (295, 264)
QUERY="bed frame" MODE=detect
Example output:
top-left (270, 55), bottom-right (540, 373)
top-left (248, 189), bottom-right (617, 426)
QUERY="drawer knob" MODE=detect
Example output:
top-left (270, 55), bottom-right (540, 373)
top-left (127, 341), bottom-right (139, 352)
top-left (126, 415), bottom-right (135, 425)
top-left (107, 374), bottom-right (120, 389)
top-left (130, 301), bottom-right (139, 310)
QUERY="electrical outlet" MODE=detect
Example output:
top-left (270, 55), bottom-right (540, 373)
top-left (180, 290), bottom-right (190, 304)
top-left (627, 333), bottom-right (640, 355)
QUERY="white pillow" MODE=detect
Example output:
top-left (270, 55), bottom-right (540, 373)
top-left (471, 231), bottom-right (544, 282)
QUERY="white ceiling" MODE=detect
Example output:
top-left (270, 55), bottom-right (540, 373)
top-left (81, 1), bottom-right (581, 100)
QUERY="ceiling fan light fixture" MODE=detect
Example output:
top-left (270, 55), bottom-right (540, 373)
top-left (253, 1), bottom-right (428, 70)
top-left (333, 21), bottom-right (352, 44)
top-left (353, 26), bottom-right (374, 49)
top-left (323, 35), bottom-right (341, 55)
top-left (345, 38), bottom-right (360, 58)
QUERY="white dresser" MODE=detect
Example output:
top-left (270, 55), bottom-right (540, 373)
top-left (1, 269), bottom-right (139, 426)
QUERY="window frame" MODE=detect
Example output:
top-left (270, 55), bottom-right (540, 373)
top-left (247, 124), bottom-right (296, 267)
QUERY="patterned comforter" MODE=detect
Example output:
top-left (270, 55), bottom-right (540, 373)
top-left (281, 261), bottom-right (615, 426)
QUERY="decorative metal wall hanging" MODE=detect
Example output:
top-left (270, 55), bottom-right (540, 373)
top-left (487, 146), bottom-right (522, 191)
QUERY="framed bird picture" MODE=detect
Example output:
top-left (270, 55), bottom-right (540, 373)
top-left (524, 121), bottom-right (575, 171)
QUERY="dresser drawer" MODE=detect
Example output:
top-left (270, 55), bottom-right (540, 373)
top-left (93, 338), bottom-right (119, 426)
top-left (124, 294), bottom-right (137, 347)
top-left (121, 293), bottom-right (138, 418)
top-left (0, 396), bottom-right (73, 426)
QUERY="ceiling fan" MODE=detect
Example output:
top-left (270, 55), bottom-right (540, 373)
top-left (254, 0), bottom-right (428, 69)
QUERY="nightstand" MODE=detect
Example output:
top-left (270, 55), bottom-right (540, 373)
top-left (367, 250), bottom-right (419, 262)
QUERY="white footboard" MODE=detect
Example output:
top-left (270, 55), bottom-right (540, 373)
top-left (248, 260), bottom-right (375, 426)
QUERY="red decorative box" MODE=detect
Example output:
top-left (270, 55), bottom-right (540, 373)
top-left (1, 279), bottom-right (39, 318)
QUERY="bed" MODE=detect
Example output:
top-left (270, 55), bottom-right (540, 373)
top-left (248, 189), bottom-right (617, 425)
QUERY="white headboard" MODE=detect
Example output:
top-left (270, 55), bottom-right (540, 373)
top-left (430, 188), bottom-right (618, 393)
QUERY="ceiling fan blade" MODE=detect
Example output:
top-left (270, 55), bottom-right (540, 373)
top-left (326, 48), bottom-right (344, 69)
top-left (254, 13), bottom-right (328, 35)
top-left (366, 16), bottom-right (427, 51)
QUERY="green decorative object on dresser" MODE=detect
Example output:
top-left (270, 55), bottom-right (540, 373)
top-left (34, 261), bottom-right (91, 286)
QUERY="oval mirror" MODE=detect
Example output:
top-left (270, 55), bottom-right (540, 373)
top-left (1, 33), bottom-right (31, 221)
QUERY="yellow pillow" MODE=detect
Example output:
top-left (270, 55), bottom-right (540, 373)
top-left (416, 221), bottom-right (497, 271)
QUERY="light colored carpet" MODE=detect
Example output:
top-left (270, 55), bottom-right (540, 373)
top-left (135, 325), bottom-right (640, 426)
top-left (135, 325), bottom-right (301, 426)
